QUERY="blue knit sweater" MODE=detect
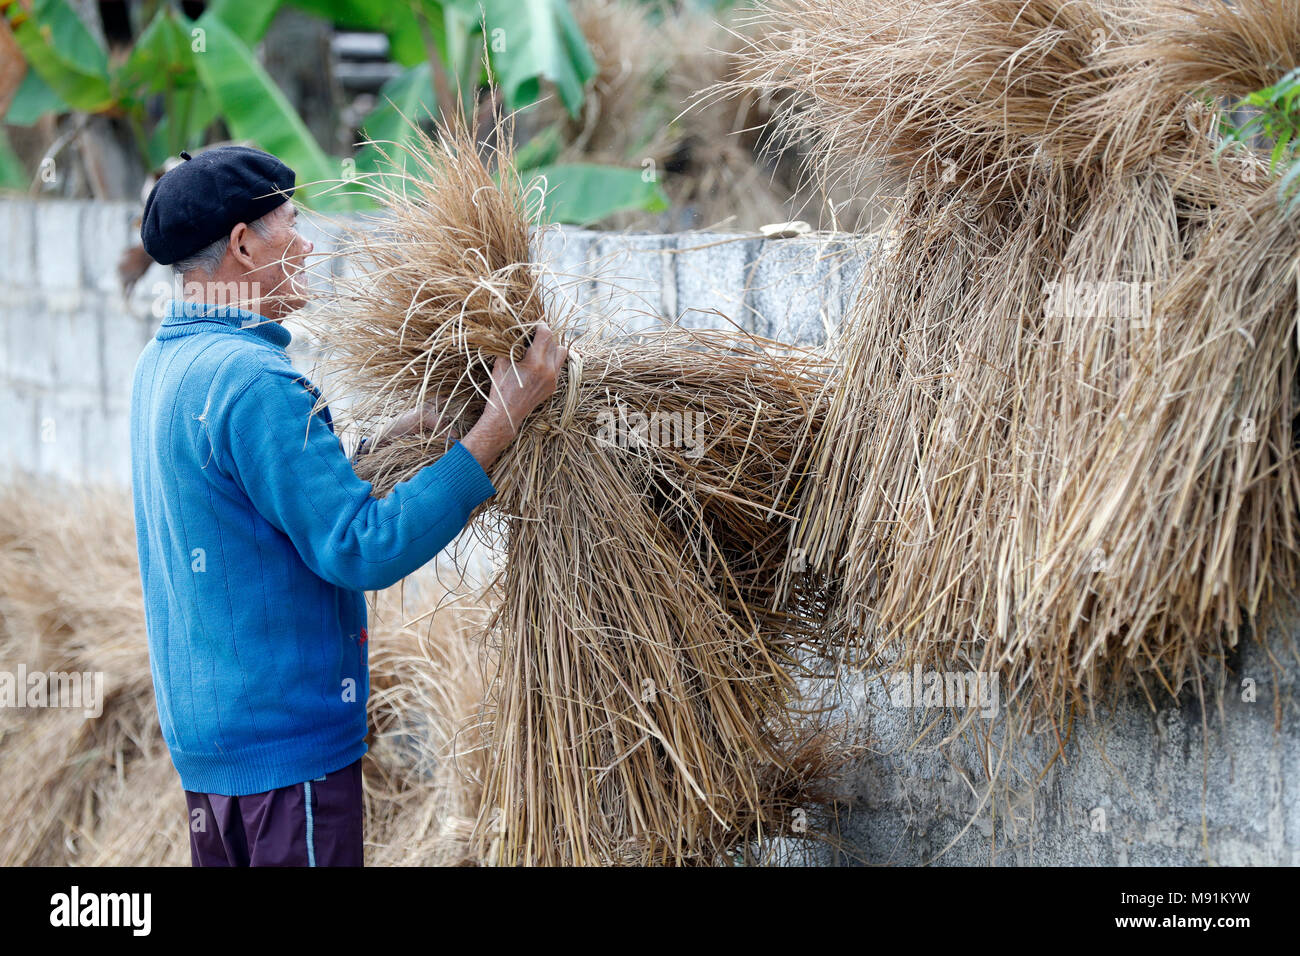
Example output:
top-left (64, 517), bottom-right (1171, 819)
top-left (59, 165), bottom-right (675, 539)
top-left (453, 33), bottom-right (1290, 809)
top-left (130, 300), bottom-right (496, 796)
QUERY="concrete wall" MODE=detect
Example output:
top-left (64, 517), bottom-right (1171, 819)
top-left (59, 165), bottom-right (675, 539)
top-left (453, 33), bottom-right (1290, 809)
top-left (1, 196), bottom-right (1295, 865)
top-left (1, 200), bottom-right (143, 486)
top-left (824, 633), bottom-right (1299, 865)
top-left (0, 198), bottom-right (865, 486)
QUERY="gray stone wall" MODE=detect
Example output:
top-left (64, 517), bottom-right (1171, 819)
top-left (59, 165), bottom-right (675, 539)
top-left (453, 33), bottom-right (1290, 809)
top-left (1, 196), bottom-right (1294, 866)
top-left (824, 633), bottom-right (1298, 865)
top-left (0, 199), bottom-right (866, 484)
top-left (1, 199), bottom-right (145, 485)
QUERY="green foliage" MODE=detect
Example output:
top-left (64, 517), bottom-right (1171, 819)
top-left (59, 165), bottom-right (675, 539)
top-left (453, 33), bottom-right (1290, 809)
top-left (285, 0), bottom-right (427, 65)
top-left (344, 0), bottom-right (651, 222)
top-left (1216, 66), bottom-right (1300, 212)
top-left (117, 7), bottom-right (197, 96)
top-left (191, 12), bottom-right (364, 210)
top-left (512, 123), bottom-right (564, 170)
top-left (352, 62), bottom-right (436, 177)
top-left (4, 0), bottom-right (112, 112)
top-left (289, 1), bottom-right (598, 116)
top-left (205, 0), bottom-right (285, 45)
top-left (142, 86), bottom-right (216, 171)
top-left (526, 162), bottom-right (669, 225)
top-left (0, 126), bottom-right (26, 189)
top-left (5, 69), bottom-right (68, 126)
top-left (1, 0), bottom-right (668, 222)
top-left (472, 0), bottom-right (597, 117)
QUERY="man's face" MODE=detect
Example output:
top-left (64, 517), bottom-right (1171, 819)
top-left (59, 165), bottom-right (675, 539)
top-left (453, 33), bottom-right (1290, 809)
top-left (242, 202), bottom-right (314, 319)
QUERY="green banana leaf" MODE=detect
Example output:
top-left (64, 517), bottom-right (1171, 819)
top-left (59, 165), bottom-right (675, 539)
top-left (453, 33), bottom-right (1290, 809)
top-left (512, 123), bottom-right (564, 170)
top-left (0, 126), bottom-right (27, 189)
top-left (475, 0), bottom-right (596, 117)
top-left (120, 8), bottom-right (221, 167)
top-left (353, 62), bottom-right (436, 175)
top-left (144, 85), bottom-right (217, 169)
top-left (526, 162), bottom-right (669, 225)
top-left (288, 0), bottom-right (594, 116)
top-left (206, 0), bottom-right (284, 45)
top-left (192, 13), bottom-right (358, 210)
top-left (117, 7), bottom-right (196, 97)
top-left (286, 0), bottom-right (428, 66)
top-left (4, 67), bottom-right (67, 125)
top-left (4, 0), bottom-right (112, 112)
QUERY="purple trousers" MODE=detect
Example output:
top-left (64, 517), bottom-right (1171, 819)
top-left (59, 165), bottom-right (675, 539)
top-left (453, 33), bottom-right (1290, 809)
top-left (184, 758), bottom-right (364, 867)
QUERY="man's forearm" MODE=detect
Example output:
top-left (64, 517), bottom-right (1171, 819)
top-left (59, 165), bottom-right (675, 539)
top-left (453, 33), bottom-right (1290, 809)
top-left (353, 403), bottom-right (518, 473)
top-left (459, 404), bottom-right (518, 473)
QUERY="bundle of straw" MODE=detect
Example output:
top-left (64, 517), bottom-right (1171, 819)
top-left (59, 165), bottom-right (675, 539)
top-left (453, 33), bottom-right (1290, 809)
top-left (727, 0), bottom-right (1300, 724)
top-left (0, 483), bottom-right (502, 866)
top-left (0, 483), bottom-right (181, 866)
top-left (308, 115), bottom-right (859, 865)
top-left (361, 577), bottom-right (496, 867)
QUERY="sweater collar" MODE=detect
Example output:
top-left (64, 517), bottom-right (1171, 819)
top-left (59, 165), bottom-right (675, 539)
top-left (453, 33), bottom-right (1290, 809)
top-left (159, 300), bottom-right (292, 350)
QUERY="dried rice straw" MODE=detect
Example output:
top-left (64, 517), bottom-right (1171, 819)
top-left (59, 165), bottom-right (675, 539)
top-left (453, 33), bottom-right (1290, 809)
top-left (728, 0), bottom-right (1300, 731)
top-left (308, 111), bottom-right (861, 866)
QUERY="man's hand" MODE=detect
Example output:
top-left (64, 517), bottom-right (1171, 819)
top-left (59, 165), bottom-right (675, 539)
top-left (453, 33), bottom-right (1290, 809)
top-left (391, 401), bottom-right (461, 443)
top-left (362, 399), bottom-right (459, 458)
top-left (460, 323), bottom-right (568, 472)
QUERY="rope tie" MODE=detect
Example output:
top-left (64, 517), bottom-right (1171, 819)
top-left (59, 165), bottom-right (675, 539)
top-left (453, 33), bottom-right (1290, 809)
top-left (558, 348), bottom-right (583, 431)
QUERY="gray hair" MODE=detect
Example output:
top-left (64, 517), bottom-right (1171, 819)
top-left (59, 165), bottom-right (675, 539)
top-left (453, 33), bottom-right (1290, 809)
top-left (172, 205), bottom-right (283, 276)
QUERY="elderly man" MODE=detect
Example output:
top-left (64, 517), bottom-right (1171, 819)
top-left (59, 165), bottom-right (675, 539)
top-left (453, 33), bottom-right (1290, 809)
top-left (131, 146), bottom-right (565, 866)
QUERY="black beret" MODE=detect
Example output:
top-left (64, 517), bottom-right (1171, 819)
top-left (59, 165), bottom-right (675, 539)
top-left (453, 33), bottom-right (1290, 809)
top-left (141, 145), bottom-right (296, 265)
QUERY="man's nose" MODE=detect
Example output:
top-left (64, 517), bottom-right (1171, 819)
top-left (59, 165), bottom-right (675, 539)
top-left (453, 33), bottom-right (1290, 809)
top-left (302, 237), bottom-right (314, 255)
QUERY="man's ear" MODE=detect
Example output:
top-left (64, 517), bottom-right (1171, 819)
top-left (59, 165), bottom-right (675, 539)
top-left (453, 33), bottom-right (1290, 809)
top-left (228, 222), bottom-right (256, 270)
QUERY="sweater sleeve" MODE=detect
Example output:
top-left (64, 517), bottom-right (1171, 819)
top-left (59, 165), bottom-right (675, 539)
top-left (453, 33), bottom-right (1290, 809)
top-left (217, 359), bottom-right (496, 591)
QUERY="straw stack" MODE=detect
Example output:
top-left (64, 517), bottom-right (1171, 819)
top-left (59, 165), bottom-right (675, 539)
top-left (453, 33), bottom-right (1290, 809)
top-left (727, 0), bottom-right (1300, 723)
top-left (360, 580), bottom-right (496, 867)
top-left (0, 483), bottom-right (181, 866)
top-left (0, 483), bottom-right (502, 866)
top-left (308, 115), bottom-right (859, 865)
